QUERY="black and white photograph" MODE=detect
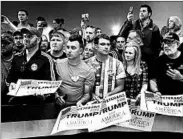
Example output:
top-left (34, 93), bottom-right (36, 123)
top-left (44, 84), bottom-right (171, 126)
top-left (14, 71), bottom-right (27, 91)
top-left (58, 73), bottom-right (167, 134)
top-left (1, 1), bottom-right (183, 139)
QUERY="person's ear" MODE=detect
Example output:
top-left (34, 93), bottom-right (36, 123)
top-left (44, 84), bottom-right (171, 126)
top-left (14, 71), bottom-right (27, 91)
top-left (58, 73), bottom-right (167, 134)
top-left (80, 47), bottom-right (84, 54)
top-left (95, 44), bottom-right (99, 50)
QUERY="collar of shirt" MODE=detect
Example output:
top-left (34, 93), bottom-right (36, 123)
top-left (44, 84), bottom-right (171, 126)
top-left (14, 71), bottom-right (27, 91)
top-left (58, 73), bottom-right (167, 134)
top-left (140, 18), bottom-right (150, 29)
top-left (26, 46), bottom-right (39, 62)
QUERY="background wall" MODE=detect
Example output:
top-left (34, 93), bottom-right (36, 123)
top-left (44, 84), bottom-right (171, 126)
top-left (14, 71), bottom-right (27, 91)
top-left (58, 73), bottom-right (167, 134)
top-left (1, 1), bottom-right (183, 35)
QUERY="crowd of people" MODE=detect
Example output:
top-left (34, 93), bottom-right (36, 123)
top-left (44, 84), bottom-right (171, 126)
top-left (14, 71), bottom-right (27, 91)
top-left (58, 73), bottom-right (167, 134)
top-left (1, 4), bottom-right (183, 108)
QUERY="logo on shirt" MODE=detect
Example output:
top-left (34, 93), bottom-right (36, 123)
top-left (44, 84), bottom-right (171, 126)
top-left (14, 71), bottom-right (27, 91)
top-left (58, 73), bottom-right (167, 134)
top-left (31, 63), bottom-right (38, 71)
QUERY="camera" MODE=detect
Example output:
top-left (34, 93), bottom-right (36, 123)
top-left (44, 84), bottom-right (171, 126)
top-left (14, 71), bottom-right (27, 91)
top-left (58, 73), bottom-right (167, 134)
top-left (81, 13), bottom-right (89, 21)
top-left (40, 21), bottom-right (47, 27)
top-left (38, 21), bottom-right (47, 28)
top-left (129, 6), bottom-right (134, 14)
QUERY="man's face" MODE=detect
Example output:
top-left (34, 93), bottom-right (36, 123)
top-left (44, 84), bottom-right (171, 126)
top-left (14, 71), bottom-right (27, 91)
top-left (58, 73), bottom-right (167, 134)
top-left (85, 27), bottom-right (95, 42)
top-left (40, 36), bottom-right (49, 51)
top-left (139, 7), bottom-right (150, 21)
top-left (1, 40), bottom-right (13, 56)
top-left (14, 35), bottom-right (23, 47)
top-left (23, 33), bottom-right (37, 49)
top-left (53, 20), bottom-right (59, 29)
top-left (83, 43), bottom-right (94, 59)
top-left (96, 29), bottom-right (102, 36)
top-left (96, 38), bottom-right (111, 55)
top-left (18, 11), bottom-right (28, 22)
top-left (66, 40), bottom-right (82, 60)
top-left (163, 40), bottom-right (179, 57)
top-left (127, 32), bottom-right (137, 43)
top-left (168, 18), bottom-right (175, 29)
top-left (124, 46), bottom-right (135, 62)
top-left (50, 35), bottom-right (64, 52)
top-left (116, 37), bottom-right (125, 50)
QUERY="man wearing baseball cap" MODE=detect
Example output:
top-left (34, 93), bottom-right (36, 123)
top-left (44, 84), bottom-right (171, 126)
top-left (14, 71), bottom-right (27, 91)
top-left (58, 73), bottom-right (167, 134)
top-left (6, 27), bottom-right (55, 105)
top-left (150, 32), bottom-right (183, 95)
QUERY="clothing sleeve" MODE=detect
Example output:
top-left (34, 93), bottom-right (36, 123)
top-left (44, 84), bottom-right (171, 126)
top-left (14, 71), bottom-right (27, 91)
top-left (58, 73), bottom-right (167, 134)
top-left (141, 61), bottom-right (148, 85)
top-left (43, 56), bottom-right (55, 81)
top-left (118, 20), bottom-right (133, 39)
top-left (152, 26), bottom-right (161, 58)
top-left (85, 68), bottom-right (95, 87)
top-left (116, 60), bottom-right (126, 79)
top-left (6, 57), bottom-right (18, 84)
top-left (79, 69), bottom-right (95, 104)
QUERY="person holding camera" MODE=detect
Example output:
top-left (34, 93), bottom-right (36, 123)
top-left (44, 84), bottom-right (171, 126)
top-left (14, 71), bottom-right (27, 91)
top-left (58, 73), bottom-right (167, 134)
top-left (119, 5), bottom-right (161, 83)
top-left (49, 18), bottom-right (70, 45)
top-left (36, 16), bottom-right (47, 35)
top-left (150, 32), bottom-right (183, 96)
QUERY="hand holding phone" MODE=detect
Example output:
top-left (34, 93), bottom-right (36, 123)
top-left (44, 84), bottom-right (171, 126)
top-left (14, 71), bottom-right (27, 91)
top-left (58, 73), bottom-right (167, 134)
top-left (127, 6), bottom-right (134, 22)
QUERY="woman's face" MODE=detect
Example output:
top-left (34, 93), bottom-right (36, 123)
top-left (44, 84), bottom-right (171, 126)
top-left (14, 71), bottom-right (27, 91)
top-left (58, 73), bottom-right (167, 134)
top-left (124, 46), bottom-right (135, 62)
top-left (168, 17), bottom-right (175, 29)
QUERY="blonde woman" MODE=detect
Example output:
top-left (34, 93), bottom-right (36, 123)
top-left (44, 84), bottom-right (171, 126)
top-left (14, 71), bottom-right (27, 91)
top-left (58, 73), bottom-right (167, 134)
top-left (122, 41), bottom-right (148, 103)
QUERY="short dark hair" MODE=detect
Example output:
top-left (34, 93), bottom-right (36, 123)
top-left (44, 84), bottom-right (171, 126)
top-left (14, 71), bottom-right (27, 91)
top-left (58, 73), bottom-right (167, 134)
top-left (116, 35), bottom-right (126, 41)
top-left (94, 34), bottom-right (110, 45)
top-left (140, 4), bottom-right (152, 17)
top-left (36, 16), bottom-right (46, 22)
top-left (53, 18), bottom-right (64, 24)
top-left (86, 25), bottom-right (96, 32)
top-left (69, 35), bottom-right (83, 49)
top-left (18, 9), bottom-right (29, 16)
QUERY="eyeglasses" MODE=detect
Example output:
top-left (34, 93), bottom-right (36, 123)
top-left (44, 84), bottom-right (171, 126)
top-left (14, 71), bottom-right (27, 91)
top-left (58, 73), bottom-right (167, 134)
top-left (163, 41), bottom-right (176, 47)
top-left (99, 43), bottom-right (110, 46)
top-left (14, 37), bottom-right (23, 40)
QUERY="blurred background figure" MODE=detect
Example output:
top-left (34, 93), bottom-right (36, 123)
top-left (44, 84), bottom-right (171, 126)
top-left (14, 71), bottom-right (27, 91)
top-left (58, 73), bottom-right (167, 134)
top-left (96, 27), bottom-right (102, 37)
top-left (40, 35), bottom-right (50, 52)
top-left (161, 16), bottom-right (183, 44)
top-left (12, 30), bottom-right (24, 55)
top-left (82, 42), bottom-right (95, 60)
top-left (36, 16), bottom-right (48, 35)
top-left (1, 32), bottom-right (14, 104)
top-left (15, 9), bottom-right (34, 29)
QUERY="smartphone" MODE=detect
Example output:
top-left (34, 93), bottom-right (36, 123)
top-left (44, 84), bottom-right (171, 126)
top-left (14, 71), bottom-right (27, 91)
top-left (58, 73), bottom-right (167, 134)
top-left (129, 6), bottom-right (134, 14)
top-left (81, 13), bottom-right (89, 21)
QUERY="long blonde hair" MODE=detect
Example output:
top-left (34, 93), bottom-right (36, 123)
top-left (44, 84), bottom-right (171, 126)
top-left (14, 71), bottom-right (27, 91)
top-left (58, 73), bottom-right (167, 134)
top-left (122, 41), bottom-right (142, 75)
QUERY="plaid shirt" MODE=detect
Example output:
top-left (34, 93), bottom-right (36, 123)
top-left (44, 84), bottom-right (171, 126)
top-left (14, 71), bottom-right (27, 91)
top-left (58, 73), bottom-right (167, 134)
top-left (124, 61), bottom-right (148, 99)
top-left (85, 55), bottom-right (126, 99)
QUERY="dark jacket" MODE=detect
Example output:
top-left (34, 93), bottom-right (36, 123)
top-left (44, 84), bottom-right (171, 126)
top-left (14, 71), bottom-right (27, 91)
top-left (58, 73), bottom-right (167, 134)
top-left (7, 49), bottom-right (55, 84)
top-left (119, 19), bottom-right (161, 58)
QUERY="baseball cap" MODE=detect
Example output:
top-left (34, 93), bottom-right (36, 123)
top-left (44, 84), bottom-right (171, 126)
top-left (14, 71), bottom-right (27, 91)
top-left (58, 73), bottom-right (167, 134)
top-left (20, 27), bottom-right (41, 37)
top-left (163, 32), bottom-right (179, 42)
